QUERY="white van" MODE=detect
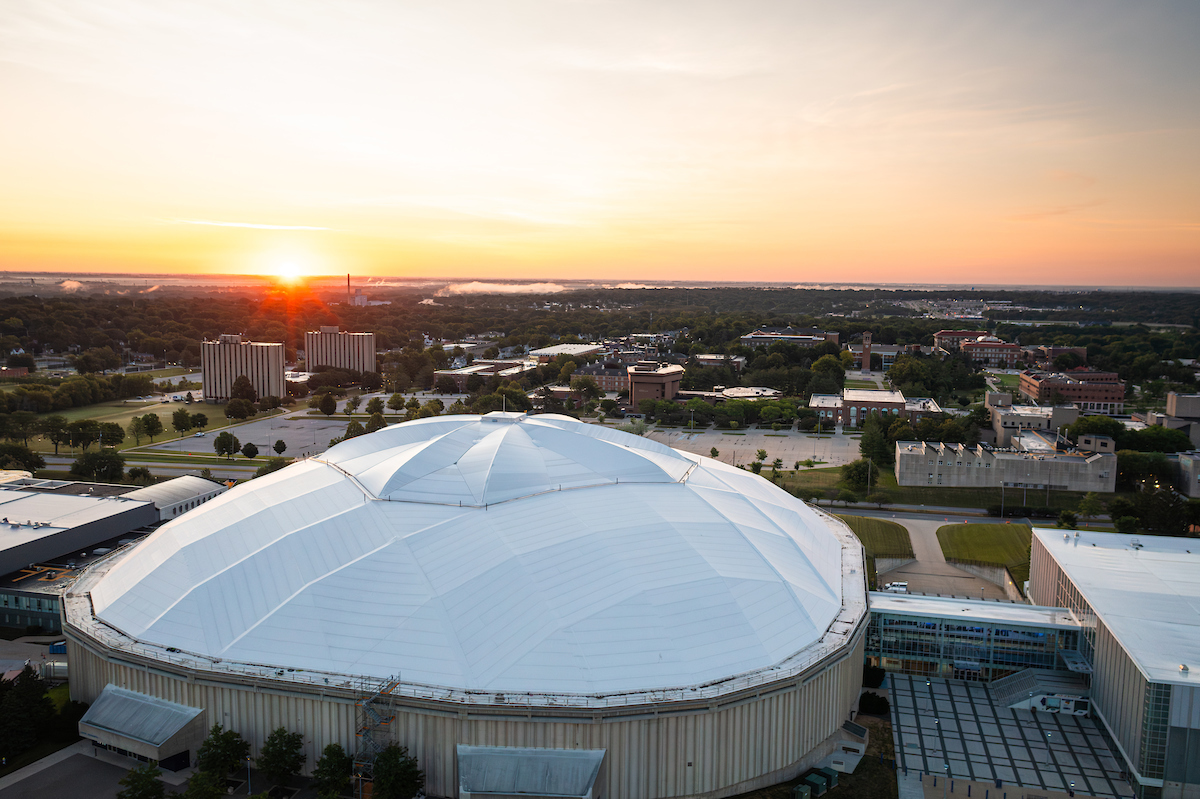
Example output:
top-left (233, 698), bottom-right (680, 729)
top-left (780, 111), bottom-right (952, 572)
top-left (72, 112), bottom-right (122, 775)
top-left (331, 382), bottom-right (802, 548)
top-left (882, 582), bottom-right (909, 594)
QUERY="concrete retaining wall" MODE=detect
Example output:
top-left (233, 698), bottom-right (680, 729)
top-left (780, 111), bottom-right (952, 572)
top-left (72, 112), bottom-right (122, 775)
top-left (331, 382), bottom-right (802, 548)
top-left (946, 560), bottom-right (1025, 601)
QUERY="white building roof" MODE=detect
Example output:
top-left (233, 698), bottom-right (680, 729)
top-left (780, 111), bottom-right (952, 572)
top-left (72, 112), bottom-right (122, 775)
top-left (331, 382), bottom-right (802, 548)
top-left (529, 344), bottom-right (604, 358)
top-left (843, 389), bottom-right (905, 404)
top-left (1034, 529), bottom-right (1200, 686)
top-left (869, 593), bottom-right (1080, 630)
top-left (87, 413), bottom-right (861, 698)
top-left (123, 476), bottom-right (224, 509)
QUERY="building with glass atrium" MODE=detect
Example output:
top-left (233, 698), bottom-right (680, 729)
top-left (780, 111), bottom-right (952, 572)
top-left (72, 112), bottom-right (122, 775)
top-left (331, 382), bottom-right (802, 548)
top-left (1029, 529), bottom-right (1200, 799)
top-left (866, 593), bottom-right (1084, 681)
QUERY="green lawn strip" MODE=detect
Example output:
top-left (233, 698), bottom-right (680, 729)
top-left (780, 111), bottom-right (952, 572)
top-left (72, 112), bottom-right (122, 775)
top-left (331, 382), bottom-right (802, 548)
top-left (936, 523), bottom-right (1033, 585)
top-left (722, 432), bottom-right (747, 436)
top-left (763, 433), bottom-right (789, 437)
top-left (47, 683), bottom-right (70, 712)
top-left (844, 380), bottom-right (879, 389)
top-left (837, 514), bottom-right (914, 588)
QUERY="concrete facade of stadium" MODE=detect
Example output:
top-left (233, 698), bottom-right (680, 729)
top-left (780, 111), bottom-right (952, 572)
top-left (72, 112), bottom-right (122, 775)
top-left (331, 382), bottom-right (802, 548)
top-left (64, 622), bottom-right (865, 799)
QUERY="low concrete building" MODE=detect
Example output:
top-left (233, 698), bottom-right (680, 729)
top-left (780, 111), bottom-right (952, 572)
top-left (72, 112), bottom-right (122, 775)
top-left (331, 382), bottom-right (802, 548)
top-left (692, 354), bottom-right (746, 372)
top-left (528, 344), bottom-right (605, 363)
top-left (988, 400), bottom-right (1079, 447)
top-left (894, 440), bottom-right (1117, 493)
top-left (740, 327), bottom-right (838, 348)
top-left (433, 360), bottom-right (537, 392)
top-left (1178, 451), bottom-right (1200, 498)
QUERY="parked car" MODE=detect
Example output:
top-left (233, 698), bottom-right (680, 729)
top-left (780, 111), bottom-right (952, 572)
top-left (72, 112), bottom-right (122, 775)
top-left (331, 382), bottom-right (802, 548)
top-left (193, 432), bottom-right (206, 437)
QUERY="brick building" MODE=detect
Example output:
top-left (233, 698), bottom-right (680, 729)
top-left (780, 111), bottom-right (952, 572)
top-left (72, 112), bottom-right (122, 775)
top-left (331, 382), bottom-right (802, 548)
top-left (961, 336), bottom-right (1022, 368)
top-left (575, 361), bottom-right (629, 393)
top-left (627, 362), bottom-right (684, 405)
top-left (1018, 369), bottom-right (1125, 414)
top-left (933, 330), bottom-right (988, 352)
top-left (808, 389), bottom-right (942, 428)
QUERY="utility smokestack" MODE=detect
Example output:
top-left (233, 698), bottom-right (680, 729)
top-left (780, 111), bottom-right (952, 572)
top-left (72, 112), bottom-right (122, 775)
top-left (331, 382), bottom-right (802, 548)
top-left (347, 273), bottom-right (351, 305)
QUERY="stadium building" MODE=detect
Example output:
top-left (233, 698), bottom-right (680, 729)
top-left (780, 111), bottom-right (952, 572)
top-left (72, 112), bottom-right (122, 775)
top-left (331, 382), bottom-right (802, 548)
top-left (64, 413), bottom-right (868, 798)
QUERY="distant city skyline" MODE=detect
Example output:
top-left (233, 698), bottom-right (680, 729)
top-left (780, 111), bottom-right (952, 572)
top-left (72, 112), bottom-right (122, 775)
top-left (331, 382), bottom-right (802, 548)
top-left (1, 1), bottom-right (1197, 286)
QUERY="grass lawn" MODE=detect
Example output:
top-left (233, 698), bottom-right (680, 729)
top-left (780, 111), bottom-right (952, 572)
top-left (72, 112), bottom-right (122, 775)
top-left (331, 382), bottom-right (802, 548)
top-left (837, 515), bottom-right (914, 588)
top-left (991, 373), bottom-right (1021, 390)
top-left (728, 715), bottom-right (897, 799)
top-left (844, 379), bottom-right (879, 389)
top-left (26, 400), bottom-right (280, 454)
top-left (937, 523), bottom-right (1033, 585)
top-left (48, 683), bottom-right (70, 712)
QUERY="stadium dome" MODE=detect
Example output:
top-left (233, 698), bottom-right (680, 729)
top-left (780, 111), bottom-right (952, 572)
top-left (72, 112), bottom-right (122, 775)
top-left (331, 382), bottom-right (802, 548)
top-left (90, 412), bottom-right (847, 696)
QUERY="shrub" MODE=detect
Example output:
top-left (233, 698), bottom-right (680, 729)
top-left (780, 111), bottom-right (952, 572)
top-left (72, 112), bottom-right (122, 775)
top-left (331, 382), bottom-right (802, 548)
top-left (859, 691), bottom-right (890, 715)
top-left (863, 664), bottom-right (886, 689)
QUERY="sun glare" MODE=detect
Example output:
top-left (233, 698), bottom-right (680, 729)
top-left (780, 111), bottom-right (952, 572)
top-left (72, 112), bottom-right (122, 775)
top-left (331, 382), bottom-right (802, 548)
top-left (275, 262), bottom-right (303, 283)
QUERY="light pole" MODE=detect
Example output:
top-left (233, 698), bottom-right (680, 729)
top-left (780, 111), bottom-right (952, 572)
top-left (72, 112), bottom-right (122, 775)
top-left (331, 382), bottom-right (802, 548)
top-left (943, 763), bottom-right (949, 799)
top-left (247, 755), bottom-right (252, 794)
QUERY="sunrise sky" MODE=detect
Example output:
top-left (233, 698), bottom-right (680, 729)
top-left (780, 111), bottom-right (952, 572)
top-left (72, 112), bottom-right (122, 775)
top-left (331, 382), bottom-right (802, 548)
top-left (1, 1), bottom-right (1198, 286)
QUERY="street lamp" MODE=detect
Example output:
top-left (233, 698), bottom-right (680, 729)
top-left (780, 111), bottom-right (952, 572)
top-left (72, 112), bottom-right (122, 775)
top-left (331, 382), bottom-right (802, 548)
top-left (943, 763), bottom-right (949, 799)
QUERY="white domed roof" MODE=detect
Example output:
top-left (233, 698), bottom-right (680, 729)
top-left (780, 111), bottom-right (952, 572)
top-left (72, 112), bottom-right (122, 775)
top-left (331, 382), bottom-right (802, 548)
top-left (90, 413), bottom-right (855, 696)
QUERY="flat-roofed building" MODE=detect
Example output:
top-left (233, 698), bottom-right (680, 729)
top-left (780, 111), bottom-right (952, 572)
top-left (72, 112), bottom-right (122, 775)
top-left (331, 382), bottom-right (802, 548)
top-left (201, 334), bottom-right (285, 402)
top-left (961, 336), bottom-right (1022, 368)
top-left (809, 389), bottom-right (939, 427)
top-left (934, 329), bottom-right (987, 352)
top-left (433, 360), bottom-right (537, 393)
top-left (627, 361), bottom-right (684, 405)
top-left (305, 326), bottom-right (376, 374)
top-left (894, 440), bottom-right (1116, 492)
top-left (1166, 391), bottom-right (1200, 420)
top-left (740, 327), bottom-right (838, 348)
top-left (528, 344), bottom-right (604, 363)
top-left (1029, 530), bottom-right (1200, 798)
top-left (989, 402), bottom-right (1079, 447)
top-left (575, 361), bottom-right (629, 393)
top-left (1019, 369), bottom-right (1125, 414)
top-left (867, 593), bottom-right (1082, 682)
top-left (692, 354), bottom-right (746, 372)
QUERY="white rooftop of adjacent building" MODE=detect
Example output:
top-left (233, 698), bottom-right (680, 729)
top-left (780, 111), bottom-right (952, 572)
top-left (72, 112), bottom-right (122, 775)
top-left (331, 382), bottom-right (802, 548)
top-left (82, 412), bottom-right (865, 702)
top-left (869, 592), bottom-right (1080, 630)
top-left (528, 344), bottom-right (605, 357)
top-left (1034, 528), bottom-right (1200, 686)
top-left (123, 476), bottom-right (224, 509)
top-left (843, 389), bottom-right (905, 404)
top-left (0, 490), bottom-right (150, 549)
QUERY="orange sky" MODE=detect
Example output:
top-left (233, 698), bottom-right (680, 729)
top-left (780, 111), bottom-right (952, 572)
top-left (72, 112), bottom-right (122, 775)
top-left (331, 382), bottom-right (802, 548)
top-left (1, 2), bottom-right (1197, 286)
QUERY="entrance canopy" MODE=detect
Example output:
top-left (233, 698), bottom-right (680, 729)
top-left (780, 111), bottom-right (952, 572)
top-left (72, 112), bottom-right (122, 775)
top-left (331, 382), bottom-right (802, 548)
top-left (457, 745), bottom-right (607, 799)
top-left (79, 685), bottom-right (205, 766)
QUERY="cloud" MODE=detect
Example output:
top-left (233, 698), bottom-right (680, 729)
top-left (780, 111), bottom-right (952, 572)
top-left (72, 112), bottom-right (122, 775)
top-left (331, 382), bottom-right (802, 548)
top-left (603, 283), bottom-right (672, 289)
top-left (59, 279), bottom-right (84, 292)
top-left (1008, 200), bottom-right (1104, 222)
top-left (139, 285), bottom-right (161, 293)
top-left (436, 282), bottom-right (567, 296)
top-left (166, 219), bottom-right (330, 230)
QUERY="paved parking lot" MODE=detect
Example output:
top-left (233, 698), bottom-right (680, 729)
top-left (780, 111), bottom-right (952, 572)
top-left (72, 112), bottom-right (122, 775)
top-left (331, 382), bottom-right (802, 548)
top-left (647, 426), bottom-right (861, 469)
top-left (889, 675), bottom-right (1132, 798)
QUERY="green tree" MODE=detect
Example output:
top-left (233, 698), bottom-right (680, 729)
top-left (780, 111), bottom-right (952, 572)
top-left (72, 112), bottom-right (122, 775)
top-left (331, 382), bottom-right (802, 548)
top-left (37, 415), bottom-right (69, 454)
top-left (8, 410), bottom-right (38, 446)
top-left (172, 408), bottom-right (193, 434)
top-left (67, 419), bottom-right (102, 450)
top-left (837, 489), bottom-right (858, 506)
top-left (190, 412), bottom-right (209, 430)
top-left (70, 448), bottom-right (126, 482)
top-left (241, 442), bottom-right (259, 459)
top-left (225, 398), bottom-right (256, 420)
top-left (273, 439), bottom-right (287, 455)
top-left (372, 744), bottom-right (425, 799)
top-left (558, 360), bottom-right (577, 385)
top-left (365, 412), bottom-right (387, 433)
top-left (318, 393), bottom-right (337, 416)
top-left (1076, 492), bottom-right (1104, 526)
top-left (230, 374), bottom-right (258, 403)
top-left (749, 461), bottom-right (763, 474)
top-left (100, 422), bottom-right (125, 447)
top-left (256, 727), bottom-right (305, 788)
top-left (710, 447), bottom-right (719, 458)
top-left (127, 416), bottom-right (148, 445)
top-left (116, 763), bottom-right (165, 799)
top-left (180, 769), bottom-right (225, 799)
top-left (214, 431), bottom-right (241, 460)
top-left (755, 449), bottom-right (768, 462)
top-left (0, 443), bottom-right (45, 472)
top-left (128, 466), bottom-right (154, 485)
top-left (344, 395), bottom-right (362, 415)
top-left (142, 413), bottom-right (164, 442)
top-left (840, 459), bottom-right (878, 492)
top-left (366, 397), bottom-right (385, 415)
top-left (570, 376), bottom-right (602, 402)
top-left (344, 419), bottom-right (366, 439)
top-left (254, 457), bottom-right (289, 478)
top-left (386, 392), bottom-right (406, 411)
top-left (858, 413), bottom-right (892, 466)
top-left (311, 742), bottom-right (353, 798)
top-left (196, 723), bottom-right (250, 777)
top-left (1057, 510), bottom-right (1078, 528)
top-left (867, 492), bottom-right (891, 509)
